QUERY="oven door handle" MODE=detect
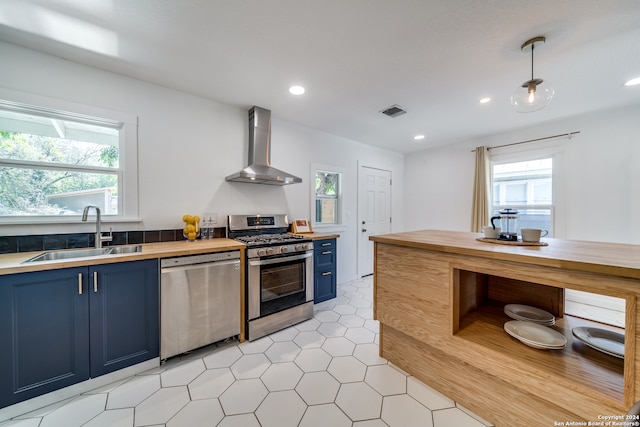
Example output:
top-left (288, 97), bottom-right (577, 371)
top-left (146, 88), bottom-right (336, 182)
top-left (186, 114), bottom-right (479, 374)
top-left (249, 252), bottom-right (312, 266)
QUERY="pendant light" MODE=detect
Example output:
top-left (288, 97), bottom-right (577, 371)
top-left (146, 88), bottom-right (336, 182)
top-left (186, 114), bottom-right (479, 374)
top-left (511, 36), bottom-right (554, 113)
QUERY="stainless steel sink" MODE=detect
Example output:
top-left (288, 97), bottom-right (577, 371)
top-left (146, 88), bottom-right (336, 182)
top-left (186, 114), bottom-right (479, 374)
top-left (22, 245), bottom-right (142, 263)
top-left (109, 245), bottom-right (142, 254)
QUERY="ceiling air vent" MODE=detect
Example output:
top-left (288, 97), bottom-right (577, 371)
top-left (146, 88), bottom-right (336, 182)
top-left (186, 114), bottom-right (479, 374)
top-left (380, 105), bottom-right (407, 118)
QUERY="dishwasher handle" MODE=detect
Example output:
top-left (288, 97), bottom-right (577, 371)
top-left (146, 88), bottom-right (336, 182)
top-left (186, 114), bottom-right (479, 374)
top-left (161, 258), bottom-right (240, 274)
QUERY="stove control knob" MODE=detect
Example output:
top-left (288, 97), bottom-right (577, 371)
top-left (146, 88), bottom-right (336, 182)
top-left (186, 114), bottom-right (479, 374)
top-left (266, 247), bottom-right (275, 256)
top-left (281, 246), bottom-right (288, 254)
top-left (257, 249), bottom-right (267, 257)
top-left (295, 244), bottom-right (303, 251)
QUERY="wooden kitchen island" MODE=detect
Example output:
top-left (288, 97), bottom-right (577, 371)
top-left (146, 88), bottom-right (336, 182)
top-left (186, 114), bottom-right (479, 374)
top-left (370, 230), bottom-right (640, 427)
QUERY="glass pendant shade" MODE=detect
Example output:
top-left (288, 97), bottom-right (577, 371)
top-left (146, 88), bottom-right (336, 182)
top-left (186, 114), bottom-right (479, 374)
top-left (511, 36), bottom-right (554, 113)
top-left (511, 78), bottom-right (554, 112)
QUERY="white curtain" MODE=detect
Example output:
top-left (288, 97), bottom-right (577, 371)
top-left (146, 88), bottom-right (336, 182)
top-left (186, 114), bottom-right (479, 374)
top-left (471, 146), bottom-right (491, 232)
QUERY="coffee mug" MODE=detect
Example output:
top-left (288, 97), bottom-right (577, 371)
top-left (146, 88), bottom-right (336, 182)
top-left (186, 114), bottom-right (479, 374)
top-left (521, 228), bottom-right (549, 242)
top-left (482, 225), bottom-right (501, 239)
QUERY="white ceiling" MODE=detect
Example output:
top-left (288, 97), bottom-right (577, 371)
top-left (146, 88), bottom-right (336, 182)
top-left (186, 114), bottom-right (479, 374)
top-left (0, 0), bottom-right (639, 153)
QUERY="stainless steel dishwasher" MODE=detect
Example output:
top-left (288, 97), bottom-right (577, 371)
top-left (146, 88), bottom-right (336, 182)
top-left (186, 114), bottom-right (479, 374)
top-left (160, 251), bottom-right (241, 359)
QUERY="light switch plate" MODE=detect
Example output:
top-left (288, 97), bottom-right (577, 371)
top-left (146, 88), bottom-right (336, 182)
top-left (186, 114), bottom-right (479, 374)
top-left (203, 212), bottom-right (217, 224)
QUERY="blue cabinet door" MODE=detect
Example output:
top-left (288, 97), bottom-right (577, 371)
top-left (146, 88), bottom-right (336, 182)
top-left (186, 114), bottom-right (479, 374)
top-left (314, 239), bottom-right (337, 303)
top-left (89, 259), bottom-right (159, 377)
top-left (0, 268), bottom-right (90, 408)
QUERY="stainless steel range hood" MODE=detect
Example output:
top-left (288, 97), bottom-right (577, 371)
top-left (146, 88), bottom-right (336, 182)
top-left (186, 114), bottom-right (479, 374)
top-left (225, 106), bottom-right (302, 185)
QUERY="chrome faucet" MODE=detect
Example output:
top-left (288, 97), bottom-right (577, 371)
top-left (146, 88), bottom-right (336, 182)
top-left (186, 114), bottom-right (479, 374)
top-left (82, 205), bottom-right (113, 248)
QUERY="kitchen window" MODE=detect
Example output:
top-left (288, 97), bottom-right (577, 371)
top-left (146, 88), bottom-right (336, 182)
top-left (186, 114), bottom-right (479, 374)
top-left (312, 165), bottom-right (343, 227)
top-left (0, 93), bottom-right (138, 223)
top-left (492, 157), bottom-right (553, 233)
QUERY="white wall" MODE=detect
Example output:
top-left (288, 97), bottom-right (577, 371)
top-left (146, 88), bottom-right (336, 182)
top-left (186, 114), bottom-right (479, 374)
top-left (0, 41), bottom-right (404, 282)
top-left (405, 103), bottom-right (640, 244)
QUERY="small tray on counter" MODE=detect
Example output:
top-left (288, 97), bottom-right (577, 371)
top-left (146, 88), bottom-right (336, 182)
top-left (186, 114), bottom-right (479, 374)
top-left (476, 237), bottom-right (548, 246)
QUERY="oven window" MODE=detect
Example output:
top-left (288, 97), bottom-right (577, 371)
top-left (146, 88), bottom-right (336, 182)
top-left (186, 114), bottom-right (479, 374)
top-left (261, 260), bottom-right (304, 301)
top-left (259, 258), bottom-right (307, 317)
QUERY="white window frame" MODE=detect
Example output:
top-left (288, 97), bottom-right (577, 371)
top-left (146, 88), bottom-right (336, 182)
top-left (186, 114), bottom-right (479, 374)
top-left (310, 163), bottom-right (344, 230)
top-left (489, 143), bottom-right (564, 238)
top-left (0, 88), bottom-right (139, 225)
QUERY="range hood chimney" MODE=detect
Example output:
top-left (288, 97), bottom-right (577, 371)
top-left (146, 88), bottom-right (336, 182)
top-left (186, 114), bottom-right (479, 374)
top-left (225, 106), bottom-right (302, 185)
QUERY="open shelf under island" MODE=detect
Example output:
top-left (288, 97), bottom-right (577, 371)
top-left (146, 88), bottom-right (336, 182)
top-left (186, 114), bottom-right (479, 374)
top-left (370, 230), bottom-right (640, 427)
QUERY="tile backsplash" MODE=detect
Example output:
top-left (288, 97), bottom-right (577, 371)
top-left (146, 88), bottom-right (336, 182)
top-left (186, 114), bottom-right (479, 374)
top-left (0, 227), bottom-right (227, 254)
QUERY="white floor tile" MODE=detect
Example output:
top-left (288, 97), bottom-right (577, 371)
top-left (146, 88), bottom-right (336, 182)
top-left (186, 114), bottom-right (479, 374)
top-left (338, 314), bottom-right (366, 328)
top-left (345, 326), bottom-right (376, 344)
top-left (133, 387), bottom-right (190, 426)
top-left (294, 330), bottom-right (326, 349)
top-left (381, 394), bottom-right (433, 427)
top-left (216, 413), bottom-right (260, 427)
top-left (264, 341), bottom-right (301, 363)
top-left (433, 407), bottom-right (488, 427)
top-left (260, 362), bottom-right (303, 391)
top-left (160, 359), bottom-right (205, 387)
top-left (407, 377), bottom-right (454, 410)
top-left (165, 398), bottom-right (224, 427)
top-left (238, 336), bottom-right (273, 354)
top-left (202, 345), bottom-right (243, 369)
top-left (327, 356), bottom-right (367, 383)
top-left (353, 343), bottom-right (387, 366)
top-left (293, 348), bottom-right (332, 372)
top-left (322, 336), bottom-right (356, 356)
top-left (365, 365), bottom-right (407, 396)
top-left (298, 403), bottom-right (352, 427)
top-left (106, 375), bottom-right (161, 410)
top-left (318, 321), bottom-right (348, 337)
top-left (295, 318), bottom-right (321, 331)
top-left (296, 371), bottom-right (340, 405)
top-left (315, 310), bottom-right (341, 323)
top-left (83, 408), bottom-right (133, 427)
top-left (230, 353), bottom-right (271, 379)
top-left (218, 379), bottom-right (268, 415)
top-left (335, 382), bottom-right (383, 421)
top-left (40, 394), bottom-right (106, 427)
top-left (255, 390), bottom-right (306, 427)
top-left (188, 368), bottom-right (235, 399)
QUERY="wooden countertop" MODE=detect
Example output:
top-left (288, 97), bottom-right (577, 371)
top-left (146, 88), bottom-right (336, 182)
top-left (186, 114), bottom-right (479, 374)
top-left (0, 239), bottom-right (245, 275)
top-left (293, 232), bottom-right (340, 240)
top-left (370, 229), bottom-right (640, 280)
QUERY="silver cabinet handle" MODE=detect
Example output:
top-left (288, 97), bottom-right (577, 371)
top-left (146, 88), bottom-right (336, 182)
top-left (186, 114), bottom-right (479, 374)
top-left (93, 271), bottom-right (98, 292)
top-left (322, 271), bottom-right (332, 276)
top-left (321, 242), bottom-right (331, 247)
top-left (78, 273), bottom-right (83, 295)
top-left (322, 251), bottom-right (332, 255)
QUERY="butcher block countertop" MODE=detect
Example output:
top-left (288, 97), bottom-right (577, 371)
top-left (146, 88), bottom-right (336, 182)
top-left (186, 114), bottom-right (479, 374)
top-left (0, 239), bottom-right (245, 275)
top-left (370, 229), bottom-right (640, 280)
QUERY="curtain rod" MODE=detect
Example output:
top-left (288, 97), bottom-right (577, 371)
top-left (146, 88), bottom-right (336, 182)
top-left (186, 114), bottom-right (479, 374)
top-left (471, 131), bottom-right (581, 152)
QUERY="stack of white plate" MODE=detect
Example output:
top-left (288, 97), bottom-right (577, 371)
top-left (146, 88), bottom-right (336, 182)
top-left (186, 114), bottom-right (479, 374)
top-left (504, 320), bottom-right (567, 350)
top-left (504, 304), bottom-right (555, 326)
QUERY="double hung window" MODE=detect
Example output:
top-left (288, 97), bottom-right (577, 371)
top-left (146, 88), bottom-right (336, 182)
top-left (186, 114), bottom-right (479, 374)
top-left (492, 158), bottom-right (553, 233)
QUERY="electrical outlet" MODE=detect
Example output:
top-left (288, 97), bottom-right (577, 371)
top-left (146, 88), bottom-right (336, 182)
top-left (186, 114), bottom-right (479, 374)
top-left (203, 212), bottom-right (217, 225)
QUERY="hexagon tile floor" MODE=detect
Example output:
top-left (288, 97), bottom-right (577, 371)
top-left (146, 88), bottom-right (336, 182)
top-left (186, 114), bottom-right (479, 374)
top-left (1, 276), bottom-right (495, 427)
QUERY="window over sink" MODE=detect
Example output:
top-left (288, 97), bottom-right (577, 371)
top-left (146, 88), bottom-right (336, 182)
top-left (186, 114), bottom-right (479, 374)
top-left (0, 90), bottom-right (138, 223)
top-left (311, 163), bottom-right (343, 228)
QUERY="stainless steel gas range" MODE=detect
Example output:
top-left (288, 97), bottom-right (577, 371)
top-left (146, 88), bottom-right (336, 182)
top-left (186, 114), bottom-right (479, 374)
top-left (228, 214), bottom-right (314, 341)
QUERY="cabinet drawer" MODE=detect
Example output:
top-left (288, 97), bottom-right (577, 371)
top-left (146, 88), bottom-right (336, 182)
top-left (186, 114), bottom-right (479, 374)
top-left (314, 239), bottom-right (336, 269)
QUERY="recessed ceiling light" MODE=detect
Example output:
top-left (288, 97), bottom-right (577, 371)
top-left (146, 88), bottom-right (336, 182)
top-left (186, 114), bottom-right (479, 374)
top-left (480, 97), bottom-right (491, 104)
top-left (414, 134), bottom-right (425, 140)
top-left (624, 76), bottom-right (640, 87)
top-left (289, 85), bottom-right (305, 95)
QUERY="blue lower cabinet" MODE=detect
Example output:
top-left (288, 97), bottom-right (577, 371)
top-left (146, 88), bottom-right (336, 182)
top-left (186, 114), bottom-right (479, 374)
top-left (0, 259), bottom-right (159, 409)
top-left (0, 267), bottom-right (90, 408)
top-left (314, 239), bottom-right (337, 303)
top-left (89, 259), bottom-right (159, 377)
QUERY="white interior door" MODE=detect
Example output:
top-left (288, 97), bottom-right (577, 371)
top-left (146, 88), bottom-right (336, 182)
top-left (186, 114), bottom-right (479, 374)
top-left (358, 165), bottom-right (391, 277)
